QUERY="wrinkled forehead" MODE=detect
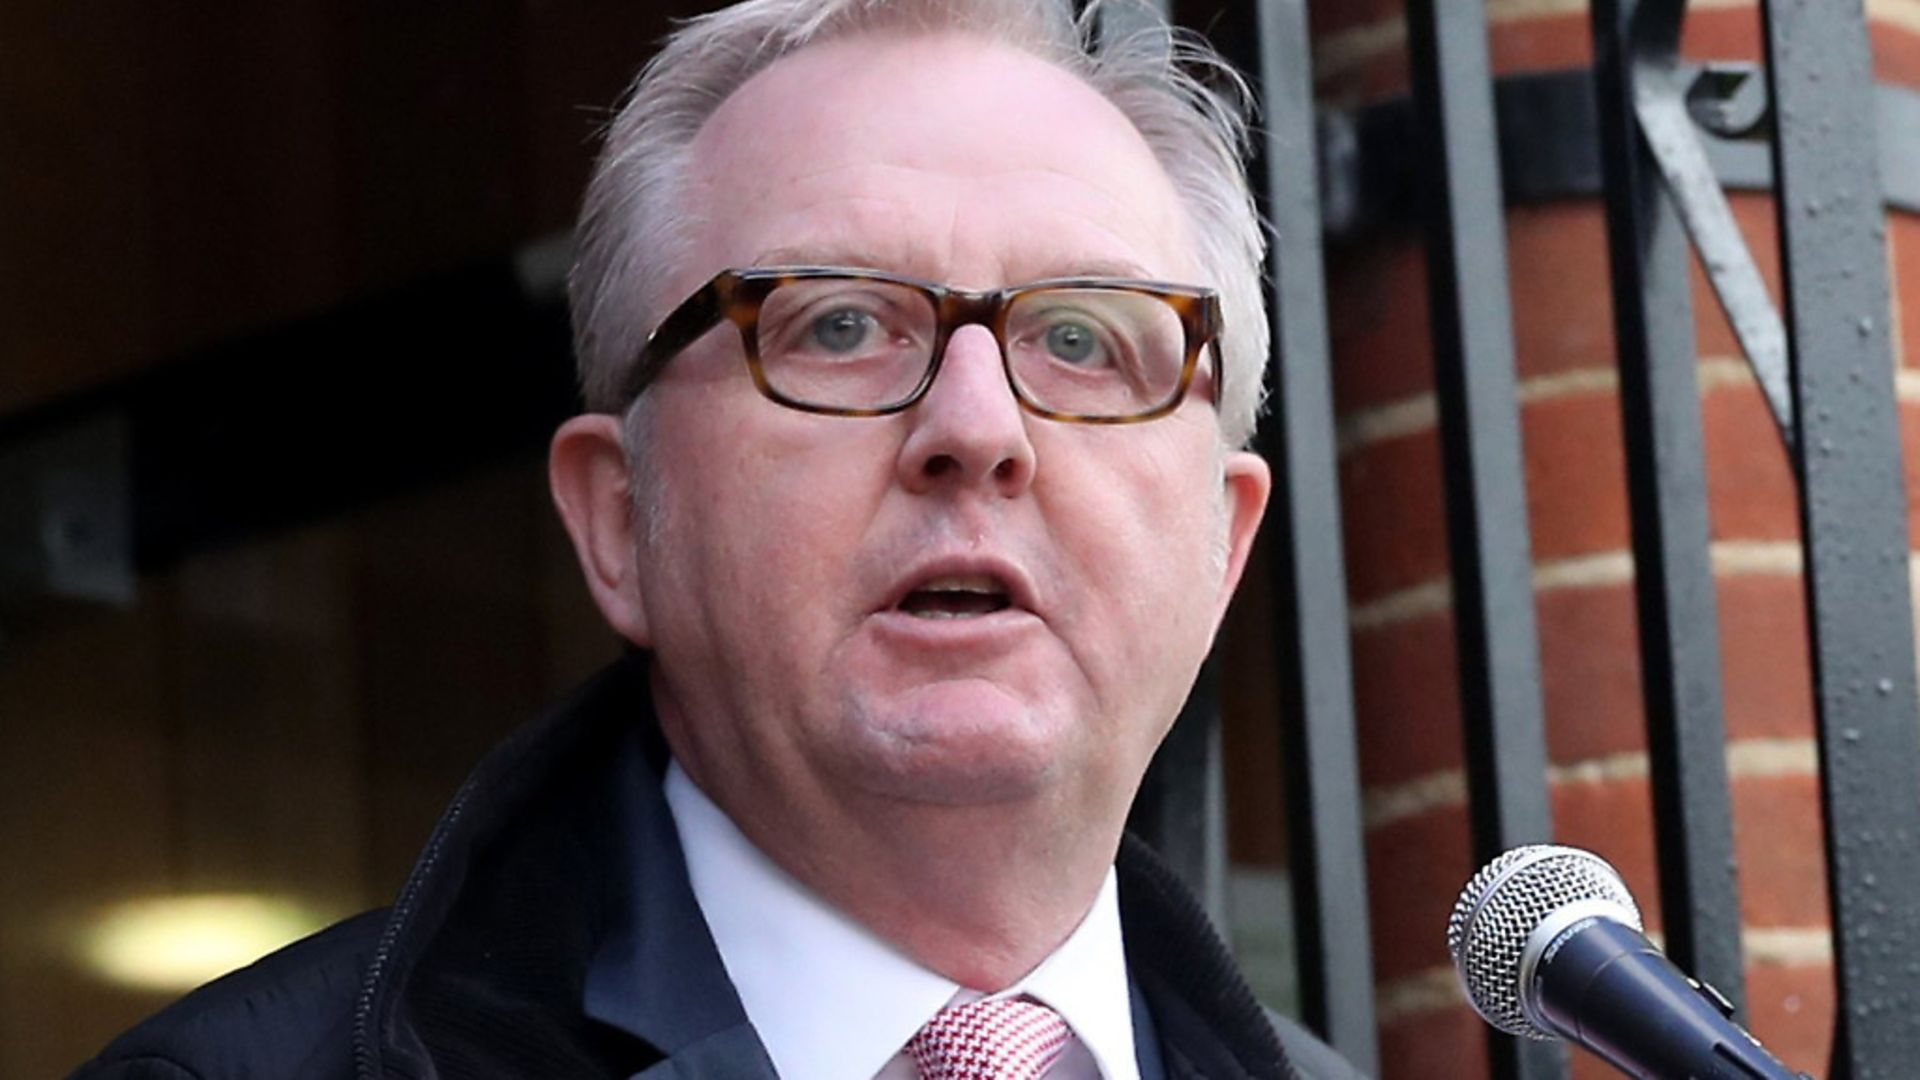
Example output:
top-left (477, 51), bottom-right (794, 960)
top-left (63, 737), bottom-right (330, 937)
top-left (675, 30), bottom-right (1199, 296)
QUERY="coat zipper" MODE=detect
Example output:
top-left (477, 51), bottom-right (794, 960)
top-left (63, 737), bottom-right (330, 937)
top-left (350, 770), bottom-right (485, 1079)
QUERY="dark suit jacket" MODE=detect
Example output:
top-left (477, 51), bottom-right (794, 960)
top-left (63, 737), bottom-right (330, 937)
top-left (73, 659), bottom-right (1361, 1079)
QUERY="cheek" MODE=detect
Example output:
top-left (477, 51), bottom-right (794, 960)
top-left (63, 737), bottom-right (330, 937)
top-left (1047, 446), bottom-right (1228, 681)
top-left (650, 412), bottom-right (893, 638)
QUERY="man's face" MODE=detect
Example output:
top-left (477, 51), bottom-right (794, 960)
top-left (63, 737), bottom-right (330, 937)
top-left (629, 32), bottom-right (1268, 844)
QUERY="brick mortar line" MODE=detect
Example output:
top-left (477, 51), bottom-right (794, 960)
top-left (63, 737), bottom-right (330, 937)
top-left (1697, 356), bottom-right (1760, 393)
top-left (1363, 736), bottom-right (1819, 832)
top-left (1362, 770), bottom-right (1467, 832)
top-left (1336, 367), bottom-right (1635, 455)
top-left (1336, 394), bottom-right (1436, 458)
top-left (1348, 540), bottom-right (1807, 631)
top-left (1336, 355), bottom-right (1920, 459)
top-left (1869, 0), bottom-right (1920, 36)
top-left (1337, 360), bottom-right (1709, 458)
top-left (1534, 549), bottom-right (1635, 591)
top-left (1745, 926), bottom-right (1835, 966)
top-left (1376, 926), bottom-right (1833, 1024)
top-left (1712, 539), bottom-right (1803, 576)
top-left (1728, 737), bottom-right (1822, 777)
top-left (1348, 577), bottom-right (1452, 631)
top-left (1314, 21), bottom-right (1405, 88)
top-left (1374, 965), bottom-right (1463, 1025)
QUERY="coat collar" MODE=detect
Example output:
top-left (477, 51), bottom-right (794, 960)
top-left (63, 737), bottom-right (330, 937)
top-left (350, 658), bottom-right (695, 1078)
top-left (580, 724), bottom-right (774, 1077)
top-left (352, 654), bottom-right (1293, 1079)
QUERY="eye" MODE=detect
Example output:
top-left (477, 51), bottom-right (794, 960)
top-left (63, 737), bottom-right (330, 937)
top-left (1044, 319), bottom-right (1104, 365)
top-left (810, 308), bottom-right (877, 353)
top-left (1019, 309), bottom-right (1119, 371)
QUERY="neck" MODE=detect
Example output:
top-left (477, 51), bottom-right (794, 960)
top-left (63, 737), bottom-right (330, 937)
top-left (691, 764), bottom-right (1125, 990)
top-left (650, 670), bottom-right (1140, 990)
top-left (797, 803), bottom-right (1122, 989)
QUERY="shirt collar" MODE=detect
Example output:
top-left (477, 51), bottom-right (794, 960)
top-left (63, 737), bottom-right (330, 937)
top-left (1012, 867), bottom-right (1137, 1080)
top-left (664, 761), bottom-right (1139, 1080)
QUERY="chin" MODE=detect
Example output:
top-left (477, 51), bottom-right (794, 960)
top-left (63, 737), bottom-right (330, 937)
top-left (833, 679), bottom-right (1075, 806)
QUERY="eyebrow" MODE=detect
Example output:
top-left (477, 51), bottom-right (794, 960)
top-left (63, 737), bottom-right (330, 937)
top-left (747, 246), bottom-right (1161, 285)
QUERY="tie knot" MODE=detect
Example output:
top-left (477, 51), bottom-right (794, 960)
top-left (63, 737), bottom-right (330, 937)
top-left (907, 997), bottom-right (1073, 1080)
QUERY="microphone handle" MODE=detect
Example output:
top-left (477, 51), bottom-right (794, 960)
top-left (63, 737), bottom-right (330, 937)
top-left (1528, 918), bottom-right (1804, 1080)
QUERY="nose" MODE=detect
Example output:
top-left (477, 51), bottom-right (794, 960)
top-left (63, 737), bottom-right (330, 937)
top-left (895, 325), bottom-right (1037, 497)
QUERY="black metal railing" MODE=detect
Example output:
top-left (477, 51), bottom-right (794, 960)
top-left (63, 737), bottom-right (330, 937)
top-left (1173, 0), bottom-right (1920, 1076)
top-left (1761, 0), bottom-right (1920, 1072)
top-left (1589, 0), bottom-right (1747, 1038)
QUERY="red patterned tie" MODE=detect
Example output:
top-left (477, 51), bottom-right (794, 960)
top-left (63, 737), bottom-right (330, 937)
top-left (907, 997), bottom-right (1073, 1080)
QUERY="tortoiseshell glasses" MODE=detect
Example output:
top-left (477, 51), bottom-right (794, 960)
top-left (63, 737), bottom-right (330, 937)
top-left (618, 266), bottom-right (1224, 424)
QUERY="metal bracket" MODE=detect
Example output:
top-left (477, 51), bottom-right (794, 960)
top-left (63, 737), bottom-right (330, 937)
top-left (1634, 59), bottom-right (1796, 448)
top-left (1686, 62), bottom-right (1773, 140)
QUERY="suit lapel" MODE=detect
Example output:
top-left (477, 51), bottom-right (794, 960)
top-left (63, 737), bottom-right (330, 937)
top-left (626, 1025), bottom-right (780, 1080)
top-left (1130, 973), bottom-right (1169, 1080)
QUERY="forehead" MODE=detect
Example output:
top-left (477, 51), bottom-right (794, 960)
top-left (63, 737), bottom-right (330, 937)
top-left (679, 31), bottom-right (1197, 293)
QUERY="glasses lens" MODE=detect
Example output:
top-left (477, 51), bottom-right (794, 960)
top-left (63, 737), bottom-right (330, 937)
top-left (753, 277), bottom-right (937, 409)
top-left (1004, 288), bottom-right (1189, 418)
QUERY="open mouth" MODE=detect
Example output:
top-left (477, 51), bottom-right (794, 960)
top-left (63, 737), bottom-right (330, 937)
top-left (895, 573), bottom-right (1014, 619)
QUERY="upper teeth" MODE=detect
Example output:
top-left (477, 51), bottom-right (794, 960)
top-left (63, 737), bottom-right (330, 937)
top-left (920, 574), bottom-right (1002, 594)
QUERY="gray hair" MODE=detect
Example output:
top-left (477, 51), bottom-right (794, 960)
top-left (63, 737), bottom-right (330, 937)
top-left (568, 0), bottom-right (1269, 448)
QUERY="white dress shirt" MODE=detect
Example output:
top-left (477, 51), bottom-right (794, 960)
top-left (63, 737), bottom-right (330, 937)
top-left (665, 762), bottom-right (1141, 1080)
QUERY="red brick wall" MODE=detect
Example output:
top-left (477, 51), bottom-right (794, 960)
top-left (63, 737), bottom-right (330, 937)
top-left (1310, 3), bottom-right (1920, 1075)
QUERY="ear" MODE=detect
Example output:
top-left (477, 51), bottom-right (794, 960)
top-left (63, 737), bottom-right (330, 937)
top-left (549, 413), bottom-right (652, 646)
top-left (1214, 449), bottom-right (1272, 617)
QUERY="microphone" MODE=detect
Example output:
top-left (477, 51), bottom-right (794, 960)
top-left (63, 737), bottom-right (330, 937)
top-left (1446, 844), bottom-right (1807, 1079)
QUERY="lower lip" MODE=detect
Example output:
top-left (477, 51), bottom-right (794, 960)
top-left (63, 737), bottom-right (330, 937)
top-left (867, 608), bottom-right (1044, 651)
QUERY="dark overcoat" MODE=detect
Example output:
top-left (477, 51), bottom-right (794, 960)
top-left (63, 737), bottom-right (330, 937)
top-left (73, 658), bottom-right (1363, 1079)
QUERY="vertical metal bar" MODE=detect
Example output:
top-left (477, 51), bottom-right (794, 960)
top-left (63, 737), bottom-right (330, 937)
top-left (1760, 2), bottom-right (1920, 1074)
top-left (1404, 1), bottom-right (1563, 1077)
top-left (1145, 4), bottom-right (1378, 1063)
top-left (1589, 0), bottom-right (1748, 1012)
top-left (1244, 0), bottom-right (1380, 1070)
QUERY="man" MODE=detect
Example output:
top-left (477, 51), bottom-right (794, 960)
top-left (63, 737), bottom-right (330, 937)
top-left (75, 1), bottom-right (1360, 1077)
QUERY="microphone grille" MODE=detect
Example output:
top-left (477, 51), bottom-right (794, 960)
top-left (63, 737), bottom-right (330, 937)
top-left (1445, 844), bottom-right (1642, 1038)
